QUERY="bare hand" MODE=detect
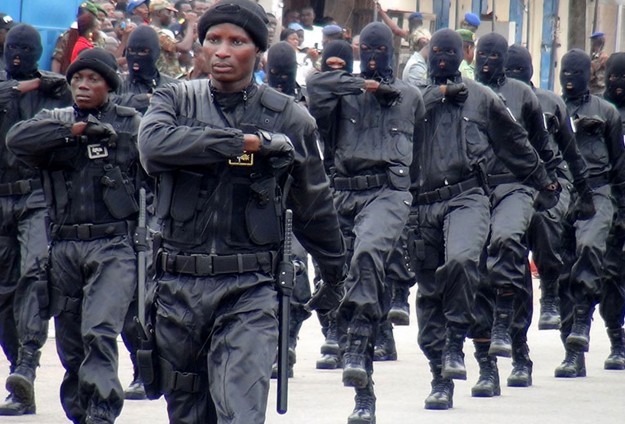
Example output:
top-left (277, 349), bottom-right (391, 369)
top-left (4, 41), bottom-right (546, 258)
top-left (363, 79), bottom-right (380, 92)
top-left (71, 122), bottom-right (88, 137)
top-left (16, 79), bottom-right (40, 94)
top-left (243, 133), bottom-right (261, 153)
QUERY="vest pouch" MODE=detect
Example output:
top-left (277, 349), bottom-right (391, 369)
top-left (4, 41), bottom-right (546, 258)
top-left (386, 165), bottom-right (410, 190)
top-left (102, 165), bottom-right (140, 219)
top-left (170, 171), bottom-right (202, 222)
top-left (246, 178), bottom-right (281, 246)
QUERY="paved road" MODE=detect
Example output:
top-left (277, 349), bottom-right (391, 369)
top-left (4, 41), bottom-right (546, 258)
top-left (1, 281), bottom-right (624, 423)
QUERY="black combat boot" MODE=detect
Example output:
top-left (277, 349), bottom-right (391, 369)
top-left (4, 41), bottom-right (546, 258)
top-left (424, 361), bottom-right (454, 410)
top-left (554, 347), bottom-right (586, 378)
top-left (316, 315), bottom-right (342, 370)
top-left (0, 394), bottom-right (36, 416)
top-left (538, 281), bottom-right (561, 330)
top-left (566, 305), bottom-right (592, 351)
top-left (441, 326), bottom-right (467, 380)
top-left (489, 292), bottom-right (514, 357)
top-left (373, 320), bottom-right (397, 361)
top-left (125, 358), bottom-right (147, 400)
top-left (507, 341), bottom-right (533, 387)
top-left (347, 381), bottom-right (376, 424)
top-left (4, 345), bottom-right (40, 409)
top-left (343, 334), bottom-right (370, 388)
top-left (85, 401), bottom-right (113, 424)
top-left (604, 327), bottom-right (625, 370)
top-left (388, 284), bottom-right (410, 326)
top-left (471, 341), bottom-right (500, 397)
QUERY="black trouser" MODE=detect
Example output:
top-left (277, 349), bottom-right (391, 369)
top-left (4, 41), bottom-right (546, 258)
top-left (599, 225), bottom-right (625, 330)
top-left (50, 236), bottom-right (136, 423)
top-left (0, 190), bottom-right (50, 375)
top-left (335, 186), bottom-right (411, 341)
top-left (486, 183), bottom-right (536, 293)
top-left (415, 188), bottom-right (490, 361)
top-left (559, 184), bottom-right (614, 339)
top-left (526, 179), bottom-right (572, 288)
top-left (155, 271), bottom-right (278, 424)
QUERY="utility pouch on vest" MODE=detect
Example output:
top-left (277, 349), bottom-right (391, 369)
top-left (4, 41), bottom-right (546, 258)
top-left (170, 171), bottom-right (202, 222)
top-left (386, 165), bottom-right (410, 190)
top-left (246, 178), bottom-right (281, 246)
top-left (101, 165), bottom-right (139, 219)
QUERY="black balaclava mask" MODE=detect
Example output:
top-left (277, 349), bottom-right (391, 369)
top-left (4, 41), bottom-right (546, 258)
top-left (267, 41), bottom-right (297, 96)
top-left (561, 49), bottom-right (591, 100)
top-left (428, 28), bottom-right (463, 84)
top-left (4, 24), bottom-right (42, 80)
top-left (359, 22), bottom-right (394, 81)
top-left (476, 32), bottom-right (508, 86)
top-left (126, 25), bottom-right (161, 83)
top-left (505, 44), bottom-right (533, 85)
top-left (322, 40), bottom-right (353, 74)
top-left (604, 52), bottom-right (625, 107)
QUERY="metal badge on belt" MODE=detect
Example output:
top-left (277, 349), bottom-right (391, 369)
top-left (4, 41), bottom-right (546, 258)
top-left (87, 144), bottom-right (109, 159)
top-left (228, 153), bottom-right (254, 166)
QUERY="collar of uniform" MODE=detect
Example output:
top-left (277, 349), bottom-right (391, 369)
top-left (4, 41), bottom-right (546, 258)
top-left (73, 101), bottom-right (112, 121)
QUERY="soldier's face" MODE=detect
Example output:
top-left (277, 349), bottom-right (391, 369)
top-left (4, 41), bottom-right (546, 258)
top-left (70, 69), bottom-right (110, 109)
top-left (203, 23), bottom-right (259, 92)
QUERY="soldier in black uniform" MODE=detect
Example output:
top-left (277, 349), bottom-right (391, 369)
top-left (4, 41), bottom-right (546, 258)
top-left (113, 23), bottom-right (181, 402)
top-left (505, 44), bottom-right (593, 332)
top-left (596, 52), bottom-right (625, 370)
top-left (472, 32), bottom-right (563, 394)
top-left (502, 44), bottom-right (595, 387)
top-left (113, 25), bottom-right (181, 115)
top-left (555, 48), bottom-right (625, 378)
top-left (138, 1), bottom-right (346, 422)
top-left (306, 21), bottom-right (424, 424)
top-left (415, 29), bottom-right (558, 410)
top-left (7, 48), bottom-right (143, 424)
top-left (0, 23), bottom-right (72, 416)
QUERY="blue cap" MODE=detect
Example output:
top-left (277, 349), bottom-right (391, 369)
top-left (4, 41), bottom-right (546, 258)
top-left (464, 12), bottom-right (480, 27)
top-left (322, 24), bottom-right (343, 36)
top-left (127, 0), bottom-right (148, 14)
top-left (590, 31), bottom-right (605, 39)
top-left (288, 22), bottom-right (304, 31)
top-left (409, 12), bottom-right (423, 21)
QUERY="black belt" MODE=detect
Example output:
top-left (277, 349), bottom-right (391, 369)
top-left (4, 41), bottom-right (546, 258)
top-left (417, 176), bottom-right (481, 204)
top-left (332, 173), bottom-right (387, 191)
top-left (52, 221), bottom-right (128, 241)
top-left (587, 173), bottom-right (610, 189)
top-left (0, 179), bottom-right (42, 196)
top-left (488, 173), bottom-right (518, 187)
top-left (160, 251), bottom-right (277, 276)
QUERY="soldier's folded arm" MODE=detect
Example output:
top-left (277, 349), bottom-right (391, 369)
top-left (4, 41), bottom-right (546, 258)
top-left (138, 84), bottom-right (250, 175)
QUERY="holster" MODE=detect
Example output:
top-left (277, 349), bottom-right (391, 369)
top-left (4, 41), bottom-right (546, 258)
top-left (136, 318), bottom-right (162, 400)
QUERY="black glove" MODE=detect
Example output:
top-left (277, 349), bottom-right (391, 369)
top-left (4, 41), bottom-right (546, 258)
top-left (256, 130), bottom-right (295, 172)
top-left (568, 181), bottom-right (596, 221)
top-left (444, 82), bottom-right (468, 105)
top-left (533, 181), bottom-right (561, 211)
top-left (39, 74), bottom-right (68, 98)
top-left (83, 115), bottom-right (118, 146)
top-left (305, 279), bottom-right (344, 313)
top-left (574, 116), bottom-right (605, 136)
top-left (374, 83), bottom-right (402, 107)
